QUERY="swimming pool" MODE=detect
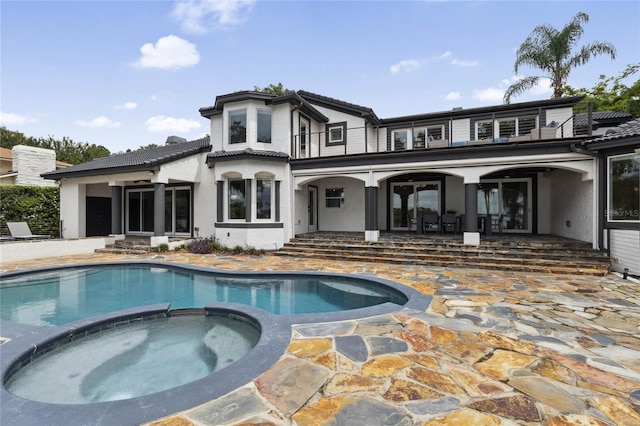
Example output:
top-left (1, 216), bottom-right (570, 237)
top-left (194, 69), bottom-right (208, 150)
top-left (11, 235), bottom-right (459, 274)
top-left (0, 264), bottom-right (408, 326)
top-left (0, 262), bottom-right (430, 426)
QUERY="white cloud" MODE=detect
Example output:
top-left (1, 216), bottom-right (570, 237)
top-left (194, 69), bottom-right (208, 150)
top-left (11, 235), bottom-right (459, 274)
top-left (172, 0), bottom-right (256, 33)
top-left (146, 115), bottom-right (201, 133)
top-left (0, 111), bottom-right (37, 126)
top-left (114, 102), bottom-right (138, 110)
top-left (134, 35), bottom-right (200, 70)
top-left (390, 59), bottom-right (420, 75)
top-left (445, 92), bottom-right (461, 101)
top-left (75, 116), bottom-right (122, 128)
top-left (472, 87), bottom-right (505, 103)
top-left (451, 58), bottom-right (478, 67)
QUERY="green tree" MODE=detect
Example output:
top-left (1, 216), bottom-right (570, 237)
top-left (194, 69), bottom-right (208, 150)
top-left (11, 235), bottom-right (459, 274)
top-left (504, 12), bottom-right (616, 103)
top-left (253, 82), bottom-right (292, 95)
top-left (0, 127), bottom-right (110, 164)
top-left (565, 64), bottom-right (640, 117)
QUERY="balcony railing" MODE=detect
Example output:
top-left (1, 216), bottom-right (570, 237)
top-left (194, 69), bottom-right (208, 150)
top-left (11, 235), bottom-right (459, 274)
top-left (291, 103), bottom-right (594, 160)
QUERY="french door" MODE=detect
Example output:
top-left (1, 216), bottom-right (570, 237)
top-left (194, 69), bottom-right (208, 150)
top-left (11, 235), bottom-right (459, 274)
top-left (391, 182), bottom-right (440, 230)
top-left (478, 179), bottom-right (531, 233)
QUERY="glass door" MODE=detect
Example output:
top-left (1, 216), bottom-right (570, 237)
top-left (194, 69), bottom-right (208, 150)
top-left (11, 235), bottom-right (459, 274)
top-left (391, 182), bottom-right (440, 230)
top-left (477, 179), bottom-right (531, 233)
top-left (165, 188), bottom-right (191, 235)
top-left (127, 189), bottom-right (154, 234)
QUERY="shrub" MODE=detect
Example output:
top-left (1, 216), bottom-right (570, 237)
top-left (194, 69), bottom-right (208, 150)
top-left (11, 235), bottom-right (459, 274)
top-left (156, 243), bottom-right (169, 252)
top-left (231, 245), bottom-right (244, 254)
top-left (188, 237), bottom-right (217, 254)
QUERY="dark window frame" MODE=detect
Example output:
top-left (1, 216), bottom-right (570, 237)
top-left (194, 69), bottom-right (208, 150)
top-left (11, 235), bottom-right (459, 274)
top-left (325, 122), bottom-right (347, 146)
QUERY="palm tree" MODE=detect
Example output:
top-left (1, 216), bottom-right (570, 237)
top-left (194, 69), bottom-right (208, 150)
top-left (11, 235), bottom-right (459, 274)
top-left (503, 12), bottom-right (616, 103)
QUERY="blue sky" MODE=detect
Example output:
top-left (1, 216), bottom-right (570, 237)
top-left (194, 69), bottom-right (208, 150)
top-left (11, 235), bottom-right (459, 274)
top-left (2, 0), bottom-right (639, 153)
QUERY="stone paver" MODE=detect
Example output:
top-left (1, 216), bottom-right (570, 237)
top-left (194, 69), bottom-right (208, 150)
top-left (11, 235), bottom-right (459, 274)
top-left (2, 251), bottom-right (640, 425)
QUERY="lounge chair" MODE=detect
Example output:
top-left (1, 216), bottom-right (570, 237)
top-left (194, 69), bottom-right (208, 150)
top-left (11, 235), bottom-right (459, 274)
top-left (7, 222), bottom-right (51, 240)
top-left (422, 214), bottom-right (440, 233)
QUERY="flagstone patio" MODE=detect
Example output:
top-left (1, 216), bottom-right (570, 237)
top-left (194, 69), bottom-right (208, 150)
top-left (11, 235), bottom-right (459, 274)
top-left (1, 251), bottom-right (639, 425)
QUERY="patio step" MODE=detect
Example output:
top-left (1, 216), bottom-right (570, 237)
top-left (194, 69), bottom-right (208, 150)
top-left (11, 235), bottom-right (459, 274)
top-left (274, 233), bottom-right (610, 275)
top-left (95, 238), bottom-right (153, 255)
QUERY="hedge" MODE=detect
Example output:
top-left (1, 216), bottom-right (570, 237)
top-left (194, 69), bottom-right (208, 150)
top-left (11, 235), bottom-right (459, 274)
top-left (0, 185), bottom-right (60, 237)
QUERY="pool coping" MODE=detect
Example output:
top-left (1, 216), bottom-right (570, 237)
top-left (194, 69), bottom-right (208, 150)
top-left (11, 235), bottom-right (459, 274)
top-left (0, 261), bottom-right (431, 426)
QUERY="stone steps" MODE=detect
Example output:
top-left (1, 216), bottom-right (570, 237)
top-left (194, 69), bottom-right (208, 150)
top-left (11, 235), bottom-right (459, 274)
top-left (274, 234), bottom-right (610, 276)
top-left (95, 239), bottom-right (153, 255)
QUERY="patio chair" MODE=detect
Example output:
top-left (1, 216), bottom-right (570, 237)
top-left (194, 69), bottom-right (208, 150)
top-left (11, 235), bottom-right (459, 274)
top-left (440, 214), bottom-right (459, 234)
top-left (422, 214), bottom-right (440, 233)
top-left (7, 222), bottom-right (51, 240)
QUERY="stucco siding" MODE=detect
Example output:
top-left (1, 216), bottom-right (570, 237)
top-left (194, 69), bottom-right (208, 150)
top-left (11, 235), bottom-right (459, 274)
top-left (610, 229), bottom-right (640, 275)
top-left (316, 177), bottom-right (365, 232)
top-left (549, 169), bottom-right (592, 242)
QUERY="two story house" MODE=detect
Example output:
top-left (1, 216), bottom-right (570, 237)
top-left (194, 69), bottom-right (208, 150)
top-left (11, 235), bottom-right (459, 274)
top-left (42, 90), bottom-right (640, 274)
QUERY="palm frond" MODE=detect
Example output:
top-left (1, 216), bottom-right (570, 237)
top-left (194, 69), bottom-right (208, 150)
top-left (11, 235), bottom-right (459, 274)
top-left (503, 76), bottom-right (543, 104)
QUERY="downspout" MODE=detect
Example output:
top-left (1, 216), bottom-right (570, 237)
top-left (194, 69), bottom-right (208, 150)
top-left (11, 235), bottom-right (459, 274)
top-left (570, 143), bottom-right (598, 157)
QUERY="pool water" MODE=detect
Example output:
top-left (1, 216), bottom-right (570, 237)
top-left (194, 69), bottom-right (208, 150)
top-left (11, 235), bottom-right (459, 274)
top-left (5, 314), bottom-right (260, 404)
top-left (0, 265), bottom-right (407, 326)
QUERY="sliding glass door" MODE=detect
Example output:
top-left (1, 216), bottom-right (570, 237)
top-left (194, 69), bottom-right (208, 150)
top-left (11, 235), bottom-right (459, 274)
top-left (127, 187), bottom-right (191, 235)
top-left (477, 179), bottom-right (531, 233)
top-left (391, 182), bottom-right (440, 230)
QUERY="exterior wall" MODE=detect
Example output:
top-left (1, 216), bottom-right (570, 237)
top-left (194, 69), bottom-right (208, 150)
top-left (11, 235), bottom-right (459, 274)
top-left (444, 175), bottom-right (464, 213)
top-left (214, 101), bottom-right (291, 155)
top-left (536, 171), bottom-right (552, 234)
top-left (309, 105), bottom-right (367, 157)
top-left (316, 177), bottom-right (365, 232)
top-left (549, 169), bottom-right (592, 242)
top-left (609, 229), bottom-right (640, 275)
top-left (545, 107), bottom-right (574, 137)
top-left (293, 186), bottom-right (310, 235)
top-left (60, 181), bottom-right (87, 239)
top-left (0, 237), bottom-right (112, 263)
top-left (13, 145), bottom-right (57, 186)
top-left (451, 118), bottom-right (471, 143)
top-left (86, 183), bottom-right (110, 197)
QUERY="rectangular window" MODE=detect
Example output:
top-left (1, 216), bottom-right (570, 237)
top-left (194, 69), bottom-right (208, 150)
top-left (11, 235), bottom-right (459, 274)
top-left (325, 188), bottom-right (345, 208)
top-left (498, 119), bottom-right (516, 138)
top-left (228, 179), bottom-right (246, 219)
top-left (228, 109), bottom-right (247, 144)
top-left (519, 116), bottom-right (536, 135)
top-left (326, 122), bottom-right (346, 146)
top-left (256, 178), bottom-right (272, 219)
top-left (257, 110), bottom-right (272, 143)
top-left (413, 129), bottom-right (426, 148)
top-left (426, 125), bottom-right (443, 140)
top-left (393, 130), bottom-right (408, 150)
top-left (476, 120), bottom-right (493, 141)
top-left (608, 153), bottom-right (640, 222)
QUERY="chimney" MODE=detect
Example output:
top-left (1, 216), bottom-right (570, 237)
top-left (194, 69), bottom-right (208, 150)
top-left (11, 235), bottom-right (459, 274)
top-left (166, 136), bottom-right (187, 145)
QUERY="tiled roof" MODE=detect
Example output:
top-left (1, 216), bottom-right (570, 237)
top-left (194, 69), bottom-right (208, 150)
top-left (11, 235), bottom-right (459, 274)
top-left (206, 148), bottom-right (289, 165)
top-left (574, 111), bottom-right (633, 128)
top-left (42, 137), bottom-right (211, 179)
top-left (587, 118), bottom-right (640, 142)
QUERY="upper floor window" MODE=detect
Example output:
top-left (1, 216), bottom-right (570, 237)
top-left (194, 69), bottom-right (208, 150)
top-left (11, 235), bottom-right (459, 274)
top-left (256, 177), bottom-right (272, 219)
top-left (229, 109), bottom-right (247, 144)
top-left (426, 125), bottom-right (444, 141)
top-left (257, 110), bottom-right (272, 143)
top-left (326, 122), bottom-right (346, 146)
top-left (393, 130), bottom-right (408, 150)
top-left (413, 129), bottom-right (426, 148)
top-left (498, 116), bottom-right (537, 138)
top-left (608, 153), bottom-right (640, 222)
top-left (476, 120), bottom-right (493, 141)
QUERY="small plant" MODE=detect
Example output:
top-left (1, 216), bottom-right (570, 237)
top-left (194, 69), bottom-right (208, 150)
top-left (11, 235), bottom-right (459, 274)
top-left (156, 243), bottom-right (169, 252)
top-left (232, 245), bottom-right (244, 254)
top-left (174, 244), bottom-right (185, 252)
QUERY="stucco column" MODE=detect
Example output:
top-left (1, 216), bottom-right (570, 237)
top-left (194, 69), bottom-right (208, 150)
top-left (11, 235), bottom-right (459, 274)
top-left (464, 183), bottom-right (480, 246)
top-left (154, 183), bottom-right (165, 236)
top-left (365, 186), bottom-right (379, 242)
top-left (110, 186), bottom-right (122, 235)
top-left (245, 179), bottom-right (252, 222)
